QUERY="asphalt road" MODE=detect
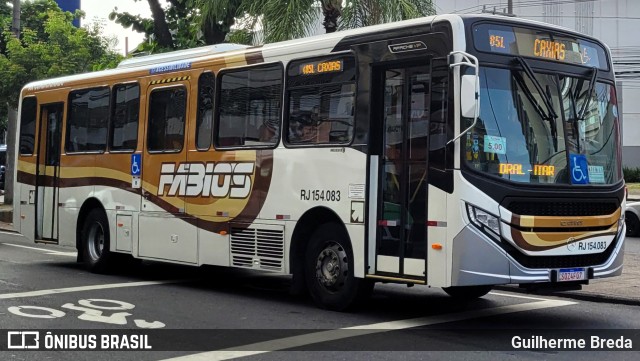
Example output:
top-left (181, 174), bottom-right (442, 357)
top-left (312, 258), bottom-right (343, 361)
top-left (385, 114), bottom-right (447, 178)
top-left (0, 231), bottom-right (639, 361)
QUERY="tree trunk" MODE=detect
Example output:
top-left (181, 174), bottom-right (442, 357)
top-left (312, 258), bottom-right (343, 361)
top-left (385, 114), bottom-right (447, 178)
top-left (321, 1), bottom-right (341, 33)
top-left (5, 0), bottom-right (20, 206)
top-left (4, 109), bottom-right (16, 205)
top-left (202, 19), bottom-right (228, 45)
top-left (11, 0), bottom-right (19, 35)
top-left (147, 0), bottom-right (174, 49)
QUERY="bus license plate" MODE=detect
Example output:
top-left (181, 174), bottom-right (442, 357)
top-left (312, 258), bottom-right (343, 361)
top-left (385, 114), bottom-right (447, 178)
top-left (557, 268), bottom-right (586, 282)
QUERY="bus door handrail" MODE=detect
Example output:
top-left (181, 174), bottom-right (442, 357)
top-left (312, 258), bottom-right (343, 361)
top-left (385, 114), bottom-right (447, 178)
top-left (447, 51), bottom-right (480, 145)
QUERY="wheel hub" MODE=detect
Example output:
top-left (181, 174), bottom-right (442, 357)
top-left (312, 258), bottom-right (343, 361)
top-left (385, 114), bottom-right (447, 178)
top-left (87, 222), bottom-right (105, 260)
top-left (315, 243), bottom-right (348, 291)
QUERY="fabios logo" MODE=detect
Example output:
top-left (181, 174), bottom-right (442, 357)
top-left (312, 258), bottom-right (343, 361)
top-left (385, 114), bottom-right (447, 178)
top-left (158, 162), bottom-right (255, 198)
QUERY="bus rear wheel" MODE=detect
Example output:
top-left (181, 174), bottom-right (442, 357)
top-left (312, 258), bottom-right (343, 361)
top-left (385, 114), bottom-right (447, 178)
top-left (442, 285), bottom-right (493, 300)
top-left (305, 223), bottom-right (372, 311)
top-left (81, 209), bottom-right (113, 273)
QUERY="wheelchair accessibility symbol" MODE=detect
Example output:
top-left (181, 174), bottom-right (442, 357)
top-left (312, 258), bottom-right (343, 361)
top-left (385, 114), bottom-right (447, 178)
top-left (131, 154), bottom-right (141, 176)
top-left (569, 154), bottom-right (589, 184)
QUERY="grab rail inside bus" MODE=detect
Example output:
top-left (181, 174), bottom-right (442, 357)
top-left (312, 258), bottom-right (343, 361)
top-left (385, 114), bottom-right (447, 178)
top-left (447, 51), bottom-right (480, 145)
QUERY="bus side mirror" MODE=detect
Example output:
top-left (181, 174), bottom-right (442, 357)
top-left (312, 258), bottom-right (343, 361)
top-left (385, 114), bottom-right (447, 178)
top-left (461, 74), bottom-right (478, 119)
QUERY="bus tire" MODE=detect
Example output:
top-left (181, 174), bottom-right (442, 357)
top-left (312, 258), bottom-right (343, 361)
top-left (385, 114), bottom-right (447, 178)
top-left (442, 285), bottom-right (493, 300)
top-left (625, 212), bottom-right (640, 237)
top-left (81, 208), bottom-right (112, 273)
top-left (305, 223), bottom-right (372, 311)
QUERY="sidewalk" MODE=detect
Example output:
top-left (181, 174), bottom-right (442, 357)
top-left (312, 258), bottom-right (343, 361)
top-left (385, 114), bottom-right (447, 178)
top-left (0, 193), bottom-right (14, 232)
top-left (497, 253), bottom-right (640, 306)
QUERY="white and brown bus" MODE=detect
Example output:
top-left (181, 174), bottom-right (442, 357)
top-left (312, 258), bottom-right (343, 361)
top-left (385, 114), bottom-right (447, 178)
top-left (13, 14), bottom-right (625, 310)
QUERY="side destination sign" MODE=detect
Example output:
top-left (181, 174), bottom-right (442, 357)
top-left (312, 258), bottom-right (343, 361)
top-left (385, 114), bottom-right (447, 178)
top-left (150, 61), bottom-right (192, 75)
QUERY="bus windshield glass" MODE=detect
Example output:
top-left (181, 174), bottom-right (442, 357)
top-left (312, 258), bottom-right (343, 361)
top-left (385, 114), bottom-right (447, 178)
top-left (463, 66), bottom-right (621, 185)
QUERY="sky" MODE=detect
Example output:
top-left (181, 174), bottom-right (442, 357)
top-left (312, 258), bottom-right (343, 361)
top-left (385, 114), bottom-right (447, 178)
top-left (81, 0), bottom-right (153, 55)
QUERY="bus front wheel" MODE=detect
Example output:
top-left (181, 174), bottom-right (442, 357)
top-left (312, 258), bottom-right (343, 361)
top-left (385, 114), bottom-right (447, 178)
top-left (81, 209), bottom-right (113, 273)
top-left (305, 223), bottom-right (373, 311)
top-left (442, 285), bottom-right (493, 300)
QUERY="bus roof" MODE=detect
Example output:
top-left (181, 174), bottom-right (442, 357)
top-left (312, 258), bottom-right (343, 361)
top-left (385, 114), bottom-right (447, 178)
top-left (20, 13), bottom-right (605, 94)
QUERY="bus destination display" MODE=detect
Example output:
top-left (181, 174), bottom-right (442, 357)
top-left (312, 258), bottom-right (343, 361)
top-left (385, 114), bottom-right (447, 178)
top-left (475, 24), bottom-right (607, 70)
top-left (300, 60), bottom-right (343, 75)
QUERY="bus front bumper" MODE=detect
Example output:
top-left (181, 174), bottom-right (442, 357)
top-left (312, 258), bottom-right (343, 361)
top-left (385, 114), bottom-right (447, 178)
top-left (450, 224), bottom-right (625, 286)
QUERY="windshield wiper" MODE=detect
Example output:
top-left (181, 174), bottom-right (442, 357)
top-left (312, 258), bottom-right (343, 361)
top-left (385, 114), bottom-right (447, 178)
top-left (515, 57), bottom-right (558, 120)
top-left (578, 66), bottom-right (598, 120)
top-left (513, 57), bottom-right (559, 149)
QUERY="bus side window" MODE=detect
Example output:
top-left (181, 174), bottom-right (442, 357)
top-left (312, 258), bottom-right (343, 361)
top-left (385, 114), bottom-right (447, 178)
top-left (285, 56), bottom-right (356, 146)
top-left (196, 72), bottom-right (214, 150)
top-left (66, 87), bottom-right (110, 153)
top-left (110, 83), bottom-right (140, 152)
top-left (19, 97), bottom-right (38, 155)
top-left (147, 87), bottom-right (187, 152)
top-left (215, 64), bottom-right (282, 149)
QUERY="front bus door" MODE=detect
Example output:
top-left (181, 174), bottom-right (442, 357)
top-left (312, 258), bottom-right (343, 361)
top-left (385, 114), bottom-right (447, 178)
top-left (374, 64), bottom-right (431, 280)
top-left (35, 103), bottom-right (64, 242)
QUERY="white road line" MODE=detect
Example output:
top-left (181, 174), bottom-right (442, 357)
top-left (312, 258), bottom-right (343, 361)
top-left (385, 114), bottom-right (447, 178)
top-left (488, 291), bottom-right (551, 301)
top-left (0, 280), bottom-right (185, 300)
top-left (1, 242), bottom-right (77, 257)
top-left (162, 298), bottom-right (576, 361)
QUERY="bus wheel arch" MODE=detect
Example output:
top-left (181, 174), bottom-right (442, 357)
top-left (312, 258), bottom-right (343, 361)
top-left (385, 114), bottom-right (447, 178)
top-left (289, 207), bottom-right (344, 297)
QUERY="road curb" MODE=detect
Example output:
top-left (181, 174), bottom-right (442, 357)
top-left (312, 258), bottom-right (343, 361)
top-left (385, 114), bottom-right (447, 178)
top-left (494, 285), bottom-right (640, 307)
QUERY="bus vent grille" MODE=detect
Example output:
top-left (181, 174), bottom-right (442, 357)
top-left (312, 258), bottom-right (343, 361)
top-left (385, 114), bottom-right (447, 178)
top-left (506, 200), bottom-right (618, 217)
top-left (230, 224), bottom-right (285, 272)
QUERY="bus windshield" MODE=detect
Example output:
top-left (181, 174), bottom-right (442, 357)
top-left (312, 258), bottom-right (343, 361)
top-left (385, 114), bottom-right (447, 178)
top-left (463, 66), bottom-right (621, 185)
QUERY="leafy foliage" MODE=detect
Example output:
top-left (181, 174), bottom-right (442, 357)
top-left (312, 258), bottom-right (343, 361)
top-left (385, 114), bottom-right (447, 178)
top-left (112, 0), bottom-right (436, 53)
top-left (0, 0), bottom-right (122, 114)
top-left (341, 0), bottom-right (436, 29)
top-left (624, 167), bottom-right (640, 183)
top-left (109, 0), bottom-right (244, 52)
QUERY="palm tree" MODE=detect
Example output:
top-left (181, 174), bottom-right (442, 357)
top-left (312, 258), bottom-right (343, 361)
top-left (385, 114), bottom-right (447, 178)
top-left (340, 0), bottom-right (436, 29)
top-left (196, 0), bottom-right (436, 44)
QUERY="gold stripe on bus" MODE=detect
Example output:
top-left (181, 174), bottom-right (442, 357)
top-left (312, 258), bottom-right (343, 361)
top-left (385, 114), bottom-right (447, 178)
top-left (224, 54), bottom-right (247, 68)
top-left (512, 224), bottom-right (618, 248)
top-left (17, 160), bottom-right (37, 174)
top-left (513, 208), bottom-right (620, 229)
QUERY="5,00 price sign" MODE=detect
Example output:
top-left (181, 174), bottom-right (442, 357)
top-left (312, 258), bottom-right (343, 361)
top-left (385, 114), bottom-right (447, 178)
top-left (484, 135), bottom-right (507, 155)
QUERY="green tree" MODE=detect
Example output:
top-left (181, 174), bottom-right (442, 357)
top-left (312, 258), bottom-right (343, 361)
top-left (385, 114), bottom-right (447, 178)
top-left (109, 0), bottom-right (244, 52)
top-left (112, 0), bottom-right (435, 53)
top-left (204, 0), bottom-right (436, 44)
top-left (0, 0), bottom-right (122, 109)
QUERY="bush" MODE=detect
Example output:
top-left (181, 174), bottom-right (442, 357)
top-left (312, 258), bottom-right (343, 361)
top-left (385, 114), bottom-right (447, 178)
top-left (623, 167), bottom-right (640, 183)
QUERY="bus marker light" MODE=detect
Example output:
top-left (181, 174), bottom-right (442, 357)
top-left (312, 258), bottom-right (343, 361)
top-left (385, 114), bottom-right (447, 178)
top-left (427, 220), bottom-right (447, 227)
top-left (432, 243), bottom-right (443, 250)
top-left (219, 231), bottom-right (228, 236)
top-left (117, 223), bottom-right (124, 227)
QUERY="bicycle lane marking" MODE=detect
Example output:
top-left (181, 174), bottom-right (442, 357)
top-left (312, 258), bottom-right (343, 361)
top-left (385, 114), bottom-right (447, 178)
top-left (162, 298), bottom-right (576, 361)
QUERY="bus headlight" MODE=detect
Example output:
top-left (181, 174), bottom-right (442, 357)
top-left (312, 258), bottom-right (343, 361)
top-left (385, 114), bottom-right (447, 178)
top-left (466, 203), bottom-right (501, 239)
